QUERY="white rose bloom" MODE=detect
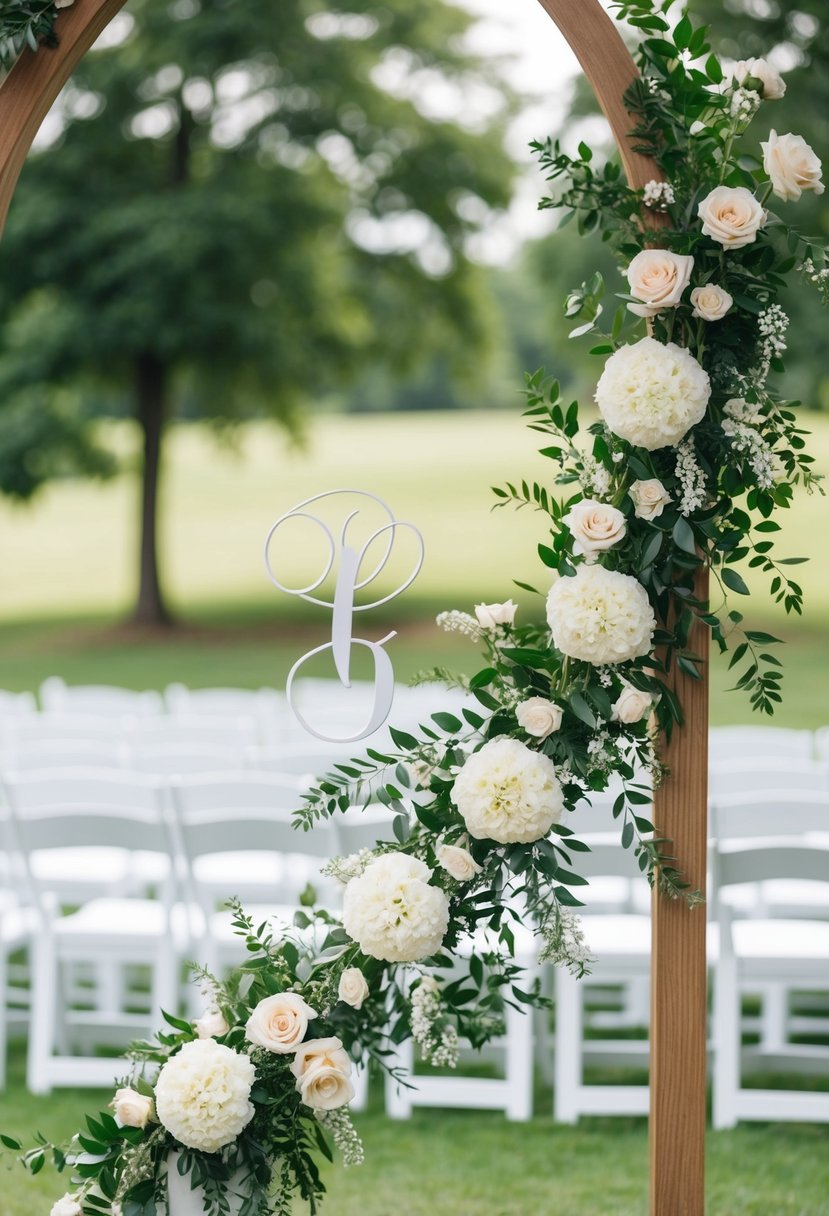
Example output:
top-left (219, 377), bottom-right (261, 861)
top-left (697, 185), bottom-right (766, 249)
top-left (690, 284), bottom-right (733, 322)
top-left (612, 684), bottom-right (654, 724)
top-left (343, 853), bottom-right (450, 963)
top-left (50, 1196), bottom-right (82, 1216)
top-left (193, 1009), bottom-right (230, 1040)
top-left (626, 249), bottom-right (694, 318)
top-left (453, 737), bottom-right (564, 845)
top-left (629, 478), bottom-right (671, 521)
top-left (154, 1039), bottom-right (255, 1153)
top-left (595, 337), bottom-right (710, 450)
top-left (516, 697), bottom-right (563, 739)
top-left (338, 967), bottom-right (369, 1010)
top-left (546, 566), bottom-right (656, 666)
top-left (563, 499), bottom-right (627, 561)
top-left (112, 1086), bottom-right (154, 1129)
top-left (290, 1037), bottom-right (355, 1111)
top-left (761, 130), bottom-right (824, 202)
top-left (474, 600), bottom-right (517, 629)
top-left (436, 843), bottom-right (482, 881)
top-left (732, 57), bottom-right (786, 100)
top-left (245, 992), bottom-right (317, 1054)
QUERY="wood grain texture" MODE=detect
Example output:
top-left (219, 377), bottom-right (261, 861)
top-left (0, 0), bottom-right (129, 234)
top-left (649, 569), bottom-right (709, 1216)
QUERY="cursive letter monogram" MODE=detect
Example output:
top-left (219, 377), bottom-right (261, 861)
top-left (264, 490), bottom-right (424, 742)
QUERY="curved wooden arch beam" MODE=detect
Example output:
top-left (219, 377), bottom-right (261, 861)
top-left (0, 0), bottom-right (128, 233)
top-left (537, 8), bottom-right (708, 1216)
top-left (0, 3), bottom-right (707, 1214)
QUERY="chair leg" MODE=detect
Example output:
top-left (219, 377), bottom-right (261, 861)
top-left (759, 982), bottom-right (788, 1054)
top-left (554, 967), bottom-right (583, 1124)
top-left (27, 932), bottom-right (57, 1095)
top-left (712, 954), bottom-right (740, 1130)
top-left (504, 1000), bottom-right (533, 1121)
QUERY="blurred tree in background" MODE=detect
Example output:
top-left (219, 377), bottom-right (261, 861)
top-left (0, 0), bottom-right (515, 623)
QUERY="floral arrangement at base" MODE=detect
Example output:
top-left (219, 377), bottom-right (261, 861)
top-left (3, 1), bottom-right (828, 1213)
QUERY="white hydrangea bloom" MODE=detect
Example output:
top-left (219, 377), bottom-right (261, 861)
top-left (342, 854), bottom-right (449, 963)
top-left (154, 1039), bottom-right (255, 1153)
top-left (453, 737), bottom-right (563, 844)
top-left (546, 565), bottom-right (655, 665)
top-left (595, 337), bottom-right (710, 451)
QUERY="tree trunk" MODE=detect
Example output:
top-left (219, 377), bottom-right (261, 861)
top-left (132, 351), bottom-right (172, 626)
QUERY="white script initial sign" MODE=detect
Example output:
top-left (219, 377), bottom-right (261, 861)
top-left (264, 490), bottom-right (424, 743)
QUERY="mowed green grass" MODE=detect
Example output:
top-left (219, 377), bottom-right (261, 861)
top-left (0, 409), bottom-right (827, 725)
top-left (1, 1047), bottom-right (828, 1216)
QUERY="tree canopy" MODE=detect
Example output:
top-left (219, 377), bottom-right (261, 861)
top-left (0, 0), bottom-right (516, 620)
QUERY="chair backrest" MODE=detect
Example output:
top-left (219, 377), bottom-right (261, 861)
top-left (813, 726), bottom-right (829, 763)
top-left (713, 840), bottom-right (829, 891)
top-left (710, 789), bottom-right (829, 843)
top-left (0, 690), bottom-right (37, 718)
top-left (40, 676), bottom-right (163, 717)
top-left (169, 773), bottom-right (329, 858)
top-left (2, 769), bottom-right (169, 903)
top-left (128, 716), bottom-right (260, 749)
top-left (245, 744), bottom-right (355, 778)
top-left (335, 804), bottom-right (397, 855)
top-left (128, 743), bottom-right (246, 776)
top-left (709, 725), bottom-right (814, 763)
top-left (709, 758), bottom-right (828, 800)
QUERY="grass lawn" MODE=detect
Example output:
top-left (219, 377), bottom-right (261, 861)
top-left (1, 1047), bottom-right (828, 1216)
top-left (0, 409), bottom-right (828, 726)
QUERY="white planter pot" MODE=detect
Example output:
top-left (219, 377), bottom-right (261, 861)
top-left (163, 1151), bottom-right (247, 1216)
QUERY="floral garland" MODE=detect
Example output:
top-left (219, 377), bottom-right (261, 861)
top-left (4, 2), bottom-right (829, 1215)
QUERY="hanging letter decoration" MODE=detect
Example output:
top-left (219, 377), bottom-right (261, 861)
top-left (264, 490), bottom-right (424, 743)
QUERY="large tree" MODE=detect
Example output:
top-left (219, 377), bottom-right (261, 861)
top-left (0, 0), bottom-right (515, 623)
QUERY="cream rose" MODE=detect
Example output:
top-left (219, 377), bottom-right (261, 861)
top-left (474, 600), bottom-right (517, 629)
top-left (193, 1009), bottom-right (230, 1039)
top-left (290, 1037), bottom-right (355, 1111)
top-left (338, 968), bottom-right (369, 1010)
top-left (629, 478), bottom-right (671, 521)
top-left (732, 57), bottom-right (785, 100)
top-left (690, 284), bottom-right (733, 322)
top-left (516, 696), bottom-right (563, 739)
top-left (112, 1086), bottom-right (154, 1129)
top-left (563, 499), bottom-right (627, 561)
top-left (436, 843), bottom-right (482, 882)
top-left (612, 684), bottom-right (654, 724)
top-left (50, 1196), bottom-right (82, 1216)
top-left (626, 249), bottom-right (694, 318)
top-left (698, 186), bottom-right (765, 249)
top-left (761, 130), bottom-right (824, 203)
top-left (245, 992), bottom-right (317, 1054)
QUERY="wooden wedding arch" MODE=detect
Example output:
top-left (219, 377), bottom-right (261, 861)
top-left (0, 3), bottom-right (709, 1213)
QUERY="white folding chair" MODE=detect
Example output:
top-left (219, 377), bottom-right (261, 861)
top-left (169, 773), bottom-right (336, 972)
top-left (2, 713), bottom-right (129, 747)
top-left (711, 840), bottom-right (829, 1127)
top-left (245, 744), bottom-right (357, 783)
top-left (1, 739), bottom-right (130, 772)
top-left (709, 725), bottom-right (814, 764)
top-left (40, 677), bottom-right (163, 717)
top-left (3, 769), bottom-right (180, 1092)
top-left (711, 790), bottom-right (829, 1056)
top-left (0, 877), bottom-right (37, 1089)
top-left (385, 921), bottom-right (537, 1123)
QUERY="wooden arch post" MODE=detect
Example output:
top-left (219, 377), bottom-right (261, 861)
top-left (0, 3), bottom-right (708, 1214)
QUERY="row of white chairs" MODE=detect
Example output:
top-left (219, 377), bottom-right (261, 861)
top-left (1, 768), bottom-right (827, 1127)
